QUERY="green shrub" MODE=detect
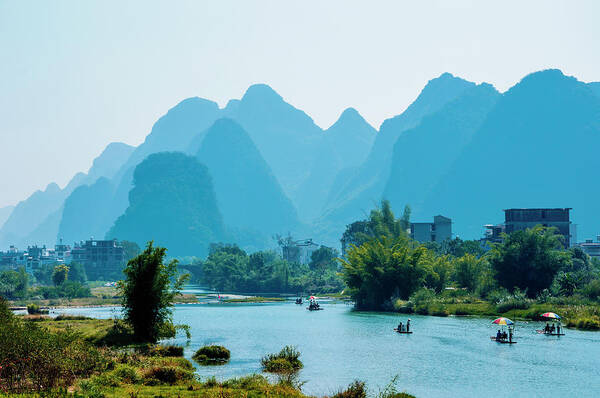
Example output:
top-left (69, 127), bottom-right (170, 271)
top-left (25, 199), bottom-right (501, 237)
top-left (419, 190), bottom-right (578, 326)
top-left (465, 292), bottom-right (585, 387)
top-left (192, 345), bottom-right (230, 365)
top-left (142, 344), bottom-right (184, 357)
top-left (428, 304), bottom-right (449, 317)
top-left (111, 364), bottom-right (141, 384)
top-left (0, 300), bottom-right (108, 393)
top-left (408, 288), bottom-right (435, 314)
top-left (90, 371), bottom-right (121, 387)
top-left (583, 279), bottom-right (600, 301)
top-left (142, 366), bottom-right (194, 385)
top-left (567, 317), bottom-right (600, 330)
top-left (333, 380), bottom-right (367, 398)
top-left (261, 345), bottom-right (303, 374)
top-left (26, 303), bottom-right (48, 314)
top-left (54, 314), bottom-right (92, 321)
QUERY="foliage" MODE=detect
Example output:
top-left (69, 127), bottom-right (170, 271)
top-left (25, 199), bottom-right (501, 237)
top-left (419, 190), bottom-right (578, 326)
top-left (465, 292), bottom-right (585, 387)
top-left (0, 298), bottom-right (108, 393)
top-left (26, 303), bottom-right (47, 315)
top-left (453, 254), bottom-right (486, 292)
top-left (33, 281), bottom-right (92, 299)
top-left (261, 346), bottom-right (303, 374)
top-left (488, 226), bottom-right (570, 297)
top-left (494, 288), bottom-right (531, 312)
top-left (68, 262), bottom-right (88, 284)
top-left (119, 241), bottom-right (189, 343)
top-left (333, 380), bottom-right (367, 398)
top-left (341, 236), bottom-right (430, 309)
top-left (142, 365), bottom-right (194, 385)
top-left (202, 244), bottom-right (344, 294)
top-left (142, 344), bottom-right (184, 357)
top-left (341, 200), bottom-right (410, 253)
top-left (0, 267), bottom-right (28, 299)
top-left (192, 345), bottom-right (231, 365)
top-left (52, 264), bottom-right (70, 286)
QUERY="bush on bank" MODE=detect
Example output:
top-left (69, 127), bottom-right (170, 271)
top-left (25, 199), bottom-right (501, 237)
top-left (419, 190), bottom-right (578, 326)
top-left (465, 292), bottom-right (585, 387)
top-left (192, 345), bottom-right (231, 365)
top-left (261, 345), bottom-right (303, 373)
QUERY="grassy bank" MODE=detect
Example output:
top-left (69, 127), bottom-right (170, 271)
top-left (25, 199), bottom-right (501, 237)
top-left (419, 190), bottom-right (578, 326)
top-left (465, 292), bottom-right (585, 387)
top-left (393, 294), bottom-right (600, 330)
top-left (9, 287), bottom-right (198, 308)
top-left (222, 296), bottom-right (286, 303)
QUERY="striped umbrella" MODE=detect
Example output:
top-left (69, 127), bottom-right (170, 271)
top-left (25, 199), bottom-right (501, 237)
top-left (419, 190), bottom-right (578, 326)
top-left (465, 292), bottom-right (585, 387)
top-left (492, 317), bottom-right (514, 326)
top-left (541, 312), bottom-right (561, 320)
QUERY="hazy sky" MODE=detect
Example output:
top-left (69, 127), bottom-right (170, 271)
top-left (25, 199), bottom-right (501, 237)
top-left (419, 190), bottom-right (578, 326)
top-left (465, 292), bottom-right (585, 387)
top-left (1, 0), bottom-right (599, 207)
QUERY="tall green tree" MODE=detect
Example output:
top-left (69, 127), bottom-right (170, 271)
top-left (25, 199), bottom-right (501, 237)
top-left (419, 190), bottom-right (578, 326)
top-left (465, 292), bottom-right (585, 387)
top-left (52, 264), bottom-right (69, 286)
top-left (119, 241), bottom-right (189, 343)
top-left (0, 268), bottom-right (28, 299)
top-left (340, 236), bottom-right (429, 309)
top-left (341, 200), bottom-right (410, 254)
top-left (488, 226), bottom-right (570, 297)
top-left (452, 253), bottom-right (486, 292)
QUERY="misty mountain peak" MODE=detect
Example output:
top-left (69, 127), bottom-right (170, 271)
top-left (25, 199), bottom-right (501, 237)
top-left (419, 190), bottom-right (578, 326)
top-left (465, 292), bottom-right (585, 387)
top-left (242, 83), bottom-right (283, 103)
top-left (167, 96), bottom-right (220, 115)
top-left (328, 107), bottom-right (375, 134)
top-left (45, 182), bottom-right (60, 194)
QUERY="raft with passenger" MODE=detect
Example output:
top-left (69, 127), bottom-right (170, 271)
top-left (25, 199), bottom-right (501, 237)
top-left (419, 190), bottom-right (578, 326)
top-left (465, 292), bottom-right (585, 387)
top-left (394, 319), bottom-right (412, 334)
top-left (490, 336), bottom-right (517, 344)
top-left (537, 312), bottom-right (565, 336)
top-left (491, 317), bottom-right (517, 344)
top-left (307, 297), bottom-right (323, 311)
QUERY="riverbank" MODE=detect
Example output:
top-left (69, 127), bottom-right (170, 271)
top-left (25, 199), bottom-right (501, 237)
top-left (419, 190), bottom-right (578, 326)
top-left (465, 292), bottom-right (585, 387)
top-left (7, 315), bottom-right (414, 397)
top-left (9, 286), bottom-right (198, 309)
top-left (392, 297), bottom-right (600, 330)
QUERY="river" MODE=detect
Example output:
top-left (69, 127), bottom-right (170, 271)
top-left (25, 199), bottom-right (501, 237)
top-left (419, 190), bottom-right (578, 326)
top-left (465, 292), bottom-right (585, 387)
top-left (54, 298), bottom-right (600, 397)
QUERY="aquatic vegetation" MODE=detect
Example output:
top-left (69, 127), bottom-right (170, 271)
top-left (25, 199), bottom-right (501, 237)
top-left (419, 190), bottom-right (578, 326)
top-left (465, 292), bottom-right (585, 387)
top-left (261, 345), bottom-right (303, 373)
top-left (192, 345), bottom-right (231, 365)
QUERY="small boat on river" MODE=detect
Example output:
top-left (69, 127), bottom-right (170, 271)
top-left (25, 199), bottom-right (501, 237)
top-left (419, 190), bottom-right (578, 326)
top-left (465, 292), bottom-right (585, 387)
top-left (394, 319), bottom-right (412, 334)
top-left (538, 312), bottom-right (565, 336)
top-left (490, 336), bottom-right (517, 344)
top-left (536, 330), bottom-right (565, 336)
top-left (307, 297), bottom-right (323, 311)
top-left (491, 317), bottom-right (517, 344)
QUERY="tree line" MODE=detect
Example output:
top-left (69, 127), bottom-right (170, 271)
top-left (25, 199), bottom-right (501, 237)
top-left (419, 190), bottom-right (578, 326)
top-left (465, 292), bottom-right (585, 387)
top-left (340, 200), bottom-right (600, 310)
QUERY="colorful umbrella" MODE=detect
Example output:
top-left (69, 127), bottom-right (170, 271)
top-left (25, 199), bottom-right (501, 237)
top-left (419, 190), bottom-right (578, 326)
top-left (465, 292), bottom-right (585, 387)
top-left (541, 312), bottom-right (561, 320)
top-left (492, 317), bottom-right (514, 326)
top-left (309, 296), bottom-right (316, 300)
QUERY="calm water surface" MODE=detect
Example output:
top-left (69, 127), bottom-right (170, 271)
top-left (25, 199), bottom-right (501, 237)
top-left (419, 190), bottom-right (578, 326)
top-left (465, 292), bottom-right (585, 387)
top-left (56, 301), bottom-right (600, 397)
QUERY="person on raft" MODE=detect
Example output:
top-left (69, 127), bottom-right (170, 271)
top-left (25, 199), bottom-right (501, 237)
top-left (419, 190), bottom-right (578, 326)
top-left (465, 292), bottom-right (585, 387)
top-left (406, 319), bottom-right (411, 332)
top-left (496, 329), bottom-right (503, 341)
top-left (398, 321), bottom-right (403, 332)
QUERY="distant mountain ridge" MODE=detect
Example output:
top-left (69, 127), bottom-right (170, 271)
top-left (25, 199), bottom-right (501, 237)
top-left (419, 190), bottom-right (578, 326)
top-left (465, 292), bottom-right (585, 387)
top-left (419, 69), bottom-right (600, 239)
top-left (315, 73), bottom-right (478, 242)
top-left (5, 69), bottom-right (600, 253)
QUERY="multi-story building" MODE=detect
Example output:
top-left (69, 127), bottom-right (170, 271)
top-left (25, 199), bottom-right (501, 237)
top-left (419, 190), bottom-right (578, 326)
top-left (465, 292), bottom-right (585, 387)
top-left (577, 236), bottom-right (600, 258)
top-left (410, 215), bottom-right (452, 243)
top-left (504, 208), bottom-right (573, 247)
top-left (71, 239), bottom-right (125, 279)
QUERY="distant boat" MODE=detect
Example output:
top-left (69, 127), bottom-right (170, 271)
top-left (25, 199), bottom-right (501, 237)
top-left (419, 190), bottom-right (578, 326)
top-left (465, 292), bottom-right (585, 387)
top-left (490, 336), bottom-right (517, 344)
top-left (536, 330), bottom-right (565, 336)
top-left (393, 328), bottom-right (413, 334)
